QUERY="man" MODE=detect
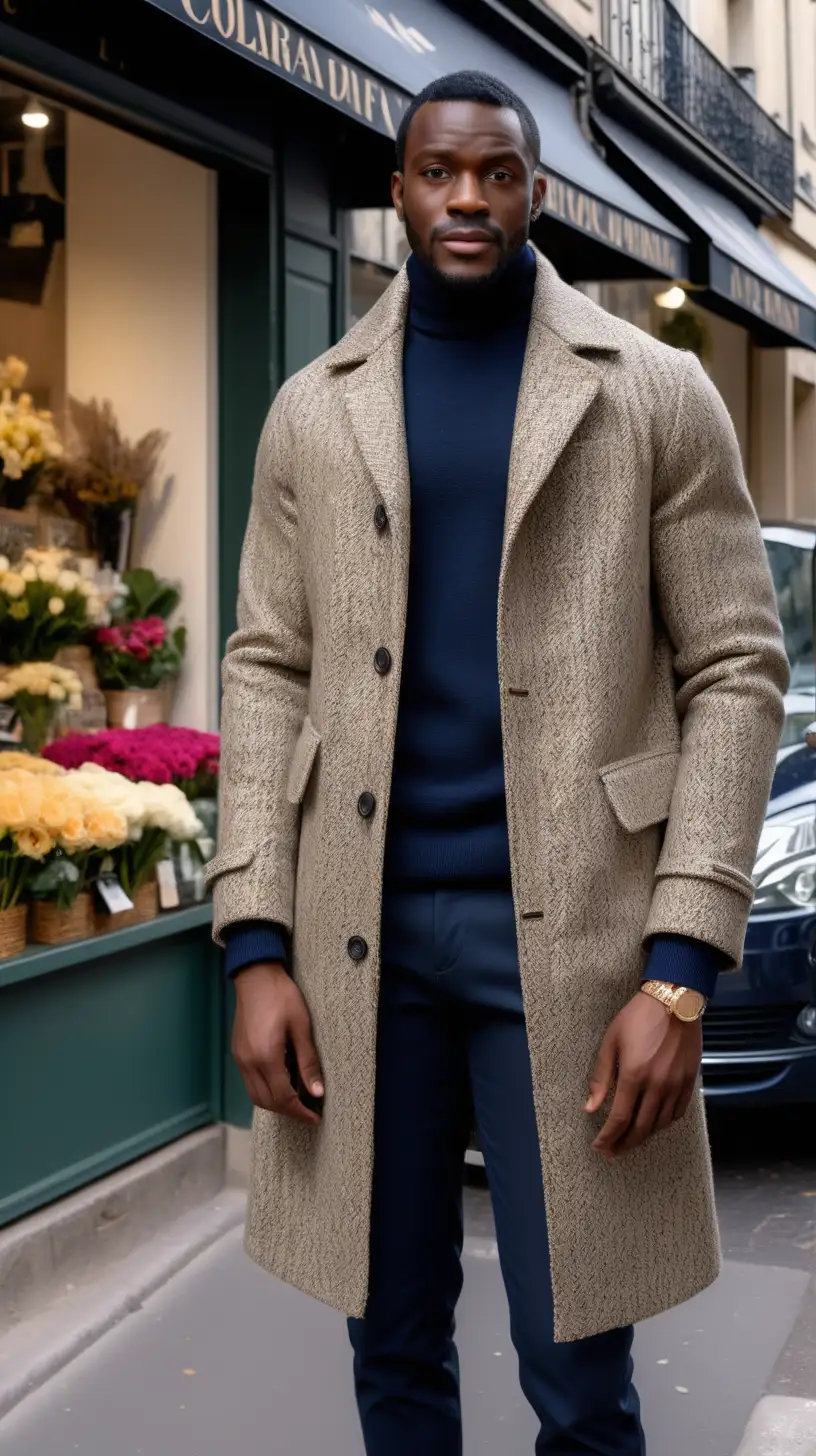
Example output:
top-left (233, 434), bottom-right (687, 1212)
top-left (207, 71), bottom-right (787, 1454)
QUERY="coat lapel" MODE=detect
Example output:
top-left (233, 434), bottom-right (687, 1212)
top-left (502, 251), bottom-right (621, 565)
top-left (336, 268), bottom-right (411, 530)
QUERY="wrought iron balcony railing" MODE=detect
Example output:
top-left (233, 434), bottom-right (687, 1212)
top-left (600, 0), bottom-right (794, 213)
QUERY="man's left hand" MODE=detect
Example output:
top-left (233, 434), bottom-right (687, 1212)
top-left (585, 992), bottom-right (702, 1160)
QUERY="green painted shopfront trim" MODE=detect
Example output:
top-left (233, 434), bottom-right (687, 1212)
top-left (0, 908), bottom-right (221, 1228)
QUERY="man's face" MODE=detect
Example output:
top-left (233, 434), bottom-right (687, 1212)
top-left (392, 99), bottom-right (547, 285)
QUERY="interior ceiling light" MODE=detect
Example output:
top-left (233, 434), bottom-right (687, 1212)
top-left (654, 285), bottom-right (687, 310)
top-left (22, 96), bottom-right (51, 130)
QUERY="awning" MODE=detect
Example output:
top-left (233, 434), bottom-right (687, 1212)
top-left (594, 112), bottom-right (816, 350)
top-left (145, 0), bottom-right (689, 278)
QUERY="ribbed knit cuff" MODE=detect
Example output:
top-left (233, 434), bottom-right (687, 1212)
top-left (643, 933), bottom-right (728, 1000)
top-left (223, 921), bottom-right (290, 979)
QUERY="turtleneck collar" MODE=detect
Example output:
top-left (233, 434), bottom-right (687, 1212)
top-left (406, 244), bottom-right (536, 340)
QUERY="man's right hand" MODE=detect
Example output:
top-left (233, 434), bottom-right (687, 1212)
top-left (231, 963), bottom-right (324, 1125)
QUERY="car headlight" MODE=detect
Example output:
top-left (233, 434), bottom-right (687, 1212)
top-left (753, 806), bottom-right (816, 910)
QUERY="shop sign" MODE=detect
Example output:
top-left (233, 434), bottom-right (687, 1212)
top-left (146, 0), bottom-right (410, 140)
top-left (710, 248), bottom-right (816, 346)
top-left (544, 173), bottom-right (687, 278)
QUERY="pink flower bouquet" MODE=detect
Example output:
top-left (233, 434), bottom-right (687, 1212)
top-left (93, 616), bottom-right (186, 690)
top-left (44, 724), bottom-right (219, 799)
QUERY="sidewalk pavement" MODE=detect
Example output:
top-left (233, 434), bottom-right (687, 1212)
top-left (0, 1186), bottom-right (812, 1456)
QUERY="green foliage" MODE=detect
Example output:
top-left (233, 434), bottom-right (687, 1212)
top-left (112, 568), bottom-right (181, 624)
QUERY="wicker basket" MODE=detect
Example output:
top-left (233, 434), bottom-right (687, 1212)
top-left (94, 879), bottom-right (159, 934)
top-left (54, 644), bottom-right (99, 694)
top-left (0, 903), bottom-right (28, 959)
top-left (31, 892), bottom-right (94, 946)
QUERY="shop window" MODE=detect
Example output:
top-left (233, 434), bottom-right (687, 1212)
top-left (348, 207), bottom-right (409, 326)
top-left (0, 77), bottom-right (217, 730)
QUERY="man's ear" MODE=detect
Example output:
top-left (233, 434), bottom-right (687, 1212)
top-left (391, 170), bottom-right (405, 223)
top-left (531, 172), bottom-right (547, 222)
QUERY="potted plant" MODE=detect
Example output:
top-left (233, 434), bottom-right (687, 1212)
top-left (0, 663), bottom-right (83, 753)
top-left (0, 357), bottom-right (63, 513)
top-left (0, 766), bottom-right (53, 957)
top-left (93, 617), bottom-right (187, 728)
top-left (27, 771), bottom-right (129, 945)
top-left (50, 398), bottom-right (168, 572)
top-left (0, 549), bottom-right (105, 664)
top-left (0, 756), bottom-right (129, 951)
top-left (43, 723), bottom-right (219, 798)
top-left (64, 765), bottom-right (203, 926)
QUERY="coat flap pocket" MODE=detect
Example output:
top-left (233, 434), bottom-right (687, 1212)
top-left (286, 715), bottom-right (322, 805)
top-left (204, 843), bottom-right (258, 886)
top-left (599, 749), bottom-right (680, 833)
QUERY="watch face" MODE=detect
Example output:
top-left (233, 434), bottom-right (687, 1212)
top-left (674, 989), bottom-right (705, 1022)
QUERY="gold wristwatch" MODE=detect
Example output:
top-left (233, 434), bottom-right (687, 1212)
top-left (640, 980), bottom-right (708, 1023)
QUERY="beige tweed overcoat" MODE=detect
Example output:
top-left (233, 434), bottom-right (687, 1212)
top-left (207, 250), bottom-right (788, 1343)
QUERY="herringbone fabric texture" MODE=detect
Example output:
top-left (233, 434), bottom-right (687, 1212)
top-left (207, 251), bottom-right (788, 1342)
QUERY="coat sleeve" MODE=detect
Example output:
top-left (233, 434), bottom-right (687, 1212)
top-left (206, 387), bottom-right (312, 947)
top-left (644, 352), bottom-right (790, 966)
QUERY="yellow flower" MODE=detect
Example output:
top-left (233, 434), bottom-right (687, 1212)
top-left (0, 752), bottom-right (62, 775)
top-left (20, 563), bottom-right (37, 583)
top-left (0, 787), bottom-right (29, 830)
top-left (48, 597), bottom-right (65, 616)
top-left (9, 600), bottom-right (29, 620)
top-left (59, 815), bottom-right (93, 853)
top-left (47, 683), bottom-right (66, 702)
top-left (15, 824), bottom-right (54, 859)
top-left (1, 572), bottom-right (26, 599)
top-left (83, 805), bottom-right (128, 851)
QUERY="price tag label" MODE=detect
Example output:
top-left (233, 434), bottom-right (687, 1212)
top-left (96, 875), bottom-right (134, 915)
top-left (156, 859), bottom-right (180, 910)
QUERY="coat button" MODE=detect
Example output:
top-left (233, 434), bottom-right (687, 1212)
top-left (347, 935), bottom-right (368, 962)
top-left (357, 791), bottom-right (376, 818)
top-left (374, 647), bottom-right (392, 675)
top-left (374, 502), bottom-right (388, 532)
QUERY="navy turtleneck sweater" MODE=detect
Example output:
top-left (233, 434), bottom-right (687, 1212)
top-left (224, 246), bottom-right (726, 998)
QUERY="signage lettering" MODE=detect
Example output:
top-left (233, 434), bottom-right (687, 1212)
top-left (544, 174), bottom-right (685, 277)
top-left (211, 0), bottom-right (235, 39)
top-left (728, 262), bottom-right (801, 337)
top-left (180, 0), bottom-right (210, 22)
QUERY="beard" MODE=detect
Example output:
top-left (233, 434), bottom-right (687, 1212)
top-left (403, 209), bottom-right (530, 290)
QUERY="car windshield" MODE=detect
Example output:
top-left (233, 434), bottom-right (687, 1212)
top-left (762, 529), bottom-right (815, 748)
top-left (763, 532), bottom-right (815, 695)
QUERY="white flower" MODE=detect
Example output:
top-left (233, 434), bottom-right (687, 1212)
top-left (20, 563), bottom-right (37, 582)
top-left (1, 572), bottom-right (26, 599)
top-left (48, 683), bottom-right (65, 701)
top-left (57, 570), bottom-right (80, 592)
top-left (37, 563), bottom-right (59, 584)
top-left (48, 597), bottom-right (65, 616)
top-left (0, 555), bottom-right (8, 572)
top-left (86, 595), bottom-right (104, 622)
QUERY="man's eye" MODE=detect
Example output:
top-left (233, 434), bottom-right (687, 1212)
top-left (489, 169), bottom-right (513, 182)
top-left (423, 167), bottom-right (448, 180)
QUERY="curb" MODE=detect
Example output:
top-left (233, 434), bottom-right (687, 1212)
top-left (0, 1126), bottom-right (226, 1330)
top-left (0, 1188), bottom-right (246, 1421)
top-left (734, 1396), bottom-right (816, 1455)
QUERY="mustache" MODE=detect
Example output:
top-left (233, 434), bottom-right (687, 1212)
top-left (431, 220), bottom-right (504, 242)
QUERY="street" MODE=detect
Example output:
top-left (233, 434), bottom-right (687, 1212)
top-left (0, 1109), bottom-right (813, 1456)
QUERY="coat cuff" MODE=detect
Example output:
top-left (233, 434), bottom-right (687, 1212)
top-left (643, 934), bottom-right (729, 1000)
top-left (223, 921), bottom-right (290, 979)
top-left (643, 874), bottom-right (750, 968)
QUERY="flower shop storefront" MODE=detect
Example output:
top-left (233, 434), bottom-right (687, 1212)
top-left (0, 22), bottom-right (230, 1223)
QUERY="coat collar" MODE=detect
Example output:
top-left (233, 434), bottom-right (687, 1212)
top-left (335, 249), bottom-right (621, 549)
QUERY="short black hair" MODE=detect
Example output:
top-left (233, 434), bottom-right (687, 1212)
top-left (395, 70), bottom-right (541, 172)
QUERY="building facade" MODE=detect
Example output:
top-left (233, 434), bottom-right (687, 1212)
top-left (544, 0), bottom-right (816, 522)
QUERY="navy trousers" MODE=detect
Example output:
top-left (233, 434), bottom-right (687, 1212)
top-left (348, 888), bottom-right (645, 1455)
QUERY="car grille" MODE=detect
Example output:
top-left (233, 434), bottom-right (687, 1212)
top-left (703, 1004), bottom-right (802, 1053)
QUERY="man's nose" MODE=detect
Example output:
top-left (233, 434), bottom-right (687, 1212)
top-left (447, 174), bottom-right (489, 214)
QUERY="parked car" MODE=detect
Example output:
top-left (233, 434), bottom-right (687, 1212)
top-left (703, 524), bottom-right (816, 1105)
